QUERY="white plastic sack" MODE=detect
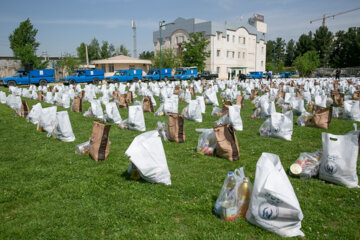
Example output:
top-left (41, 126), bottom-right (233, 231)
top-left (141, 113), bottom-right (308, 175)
top-left (125, 130), bottom-right (171, 185)
top-left (61, 93), bottom-right (70, 109)
top-left (182, 100), bottom-right (202, 122)
top-left (26, 103), bottom-right (42, 124)
top-left (228, 105), bottom-right (243, 131)
top-left (246, 153), bottom-right (304, 237)
top-left (259, 111), bottom-right (293, 141)
top-left (196, 96), bottom-right (206, 113)
top-left (128, 105), bottom-right (146, 131)
top-left (343, 100), bottom-right (360, 121)
top-left (315, 95), bottom-right (327, 108)
top-left (319, 132), bottom-right (359, 188)
top-left (54, 111), bottom-right (75, 142)
top-left (38, 106), bottom-right (57, 134)
top-left (104, 102), bottom-right (122, 124)
top-left (90, 100), bottom-right (104, 120)
top-left (164, 97), bottom-right (178, 115)
top-left (44, 92), bottom-right (53, 104)
top-left (0, 91), bottom-right (6, 104)
top-left (6, 94), bottom-right (21, 110)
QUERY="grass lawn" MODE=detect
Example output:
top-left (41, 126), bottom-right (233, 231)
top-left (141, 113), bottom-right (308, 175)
top-left (0, 84), bottom-right (359, 239)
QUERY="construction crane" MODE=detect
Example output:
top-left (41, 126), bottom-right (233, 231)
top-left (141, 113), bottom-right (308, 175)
top-left (310, 7), bottom-right (360, 26)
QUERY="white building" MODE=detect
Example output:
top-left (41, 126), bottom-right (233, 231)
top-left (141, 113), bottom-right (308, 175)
top-left (153, 15), bottom-right (267, 79)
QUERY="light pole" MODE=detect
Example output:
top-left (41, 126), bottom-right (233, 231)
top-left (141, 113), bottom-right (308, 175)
top-left (159, 20), bottom-right (174, 80)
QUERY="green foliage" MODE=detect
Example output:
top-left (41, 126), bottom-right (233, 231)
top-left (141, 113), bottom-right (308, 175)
top-left (152, 48), bottom-right (182, 69)
top-left (139, 51), bottom-right (154, 60)
top-left (77, 38), bottom-right (114, 62)
top-left (182, 32), bottom-right (210, 71)
top-left (329, 27), bottom-right (360, 68)
top-left (56, 54), bottom-right (81, 75)
top-left (8, 18), bottom-right (46, 69)
top-left (293, 50), bottom-right (320, 77)
top-left (313, 26), bottom-right (333, 67)
top-left (285, 39), bottom-right (296, 67)
top-left (295, 32), bottom-right (314, 57)
top-left (100, 41), bottom-right (116, 59)
top-left (116, 44), bottom-right (130, 56)
top-left (0, 85), bottom-right (359, 239)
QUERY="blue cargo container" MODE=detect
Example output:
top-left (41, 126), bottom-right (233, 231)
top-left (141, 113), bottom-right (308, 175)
top-left (173, 67), bottom-right (198, 80)
top-left (0, 69), bottom-right (55, 87)
top-left (145, 68), bottom-right (171, 81)
top-left (62, 69), bottom-right (104, 85)
top-left (107, 69), bottom-right (143, 82)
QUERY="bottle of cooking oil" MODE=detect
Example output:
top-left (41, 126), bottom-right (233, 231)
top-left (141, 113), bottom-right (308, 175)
top-left (238, 177), bottom-right (250, 217)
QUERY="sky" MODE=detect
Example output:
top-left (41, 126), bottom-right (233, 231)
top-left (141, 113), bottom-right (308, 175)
top-left (0, 0), bottom-right (359, 57)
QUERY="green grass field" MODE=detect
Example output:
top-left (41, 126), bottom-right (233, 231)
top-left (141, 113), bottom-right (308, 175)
top-left (0, 85), bottom-right (359, 239)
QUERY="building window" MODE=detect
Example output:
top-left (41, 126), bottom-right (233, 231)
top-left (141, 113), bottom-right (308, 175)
top-left (176, 37), bottom-right (178, 44)
top-left (217, 67), bottom-right (220, 74)
top-left (101, 64), bottom-right (106, 72)
top-left (217, 32), bottom-right (221, 40)
top-left (261, 61), bottom-right (264, 67)
top-left (129, 65), bottom-right (135, 69)
top-left (243, 52), bottom-right (245, 59)
top-left (217, 50), bottom-right (220, 57)
top-left (181, 36), bottom-right (184, 42)
top-left (261, 47), bottom-right (264, 54)
top-left (227, 34), bottom-right (229, 42)
top-left (232, 52), bottom-right (234, 58)
top-left (108, 64), bottom-right (114, 72)
top-left (232, 35), bottom-right (235, 43)
top-left (238, 52), bottom-right (240, 58)
top-left (226, 51), bottom-right (229, 58)
top-left (238, 37), bottom-right (241, 43)
top-left (243, 38), bottom-right (246, 44)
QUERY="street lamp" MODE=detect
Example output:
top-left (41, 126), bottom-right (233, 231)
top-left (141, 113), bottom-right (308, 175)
top-left (159, 20), bottom-right (174, 80)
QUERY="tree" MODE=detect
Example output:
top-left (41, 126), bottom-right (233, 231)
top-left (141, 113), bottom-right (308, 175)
top-left (182, 32), bottom-right (210, 71)
top-left (266, 40), bottom-right (275, 71)
top-left (77, 42), bottom-right (87, 62)
top-left (116, 44), bottom-right (130, 56)
top-left (8, 18), bottom-right (47, 68)
top-left (313, 26), bottom-right (333, 67)
top-left (139, 51), bottom-right (154, 59)
top-left (57, 54), bottom-right (81, 75)
top-left (329, 27), bottom-right (360, 68)
top-left (293, 50), bottom-right (320, 77)
top-left (285, 39), bottom-right (296, 67)
top-left (295, 32), bottom-right (314, 57)
top-left (152, 48), bottom-right (182, 69)
top-left (100, 41), bottom-right (115, 59)
top-left (274, 37), bottom-right (286, 72)
top-left (76, 38), bottom-right (102, 62)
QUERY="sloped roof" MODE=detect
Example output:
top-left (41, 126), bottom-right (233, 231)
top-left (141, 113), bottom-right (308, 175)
top-left (91, 55), bottom-right (152, 65)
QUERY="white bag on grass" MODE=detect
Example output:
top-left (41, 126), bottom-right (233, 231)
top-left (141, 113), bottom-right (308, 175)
top-left (196, 96), bottom-right (206, 114)
top-left (44, 92), bottom-right (53, 104)
top-left (61, 93), bottom-right (71, 108)
top-left (182, 100), bottom-right (202, 122)
top-left (259, 111), bottom-right (293, 141)
top-left (90, 100), bottom-right (104, 120)
top-left (319, 132), bottom-right (359, 188)
top-left (128, 105), bottom-right (146, 131)
top-left (54, 111), bottom-right (75, 142)
top-left (315, 95), bottom-right (327, 108)
top-left (246, 153), bottom-right (304, 237)
top-left (6, 94), bottom-right (21, 110)
top-left (125, 130), bottom-right (171, 185)
top-left (164, 97), bottom-right (178, 115)
top-left (26, 103), bottom-right (42, 124)
top-left (37, 106), bottom-right (57, 134)
top-left (0, 91), bottom-right (6, 104)
top-left (228, 105), bottom-right (243, 131)
top-left (104, 102), bottom-right (122, 124)
top-left (343, 100), bottom-right (360, 121)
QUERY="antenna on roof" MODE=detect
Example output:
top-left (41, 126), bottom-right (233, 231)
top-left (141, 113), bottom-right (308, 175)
top-left (132, 20), bottom-right (137, 58)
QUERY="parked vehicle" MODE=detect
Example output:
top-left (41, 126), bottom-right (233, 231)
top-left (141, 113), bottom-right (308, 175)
top-left (246, 71), bottom-right (263, 79)
top-left (106, 69), bottom-right (143, 83)
top-left (197, 71), bottom-right (218, 80)
top-left (280, 72), bottom-right (292, 78)
top-left (173, 67), bottom-right (198, 80)
top-left (62, 69), bottom-right (104, 85)
top-left (0, 69), bottom-right (55, 87)
top-left (144, 68), bottom-right (171, 81)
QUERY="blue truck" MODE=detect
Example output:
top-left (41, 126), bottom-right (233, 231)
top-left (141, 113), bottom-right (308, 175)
top-left (62, 69), bottom-right (104, 85)
top-left (0, 69), bottom-right (55, 87)
top-left (246, 71), bottom-right (263, 79)
top-left (144, 68), bottom-right (171, 81)
top-left (106, 69), bottom-right (143, 83)
top-left (173, 67), bottom-right (198, 80)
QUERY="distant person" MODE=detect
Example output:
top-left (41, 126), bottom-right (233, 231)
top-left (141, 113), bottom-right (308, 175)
top-left (267, 71), bottom-right (272, 81)
top-left (335, 68), bottom-right (341, 80)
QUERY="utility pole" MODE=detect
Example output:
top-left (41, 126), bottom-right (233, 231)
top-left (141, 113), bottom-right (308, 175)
top-left (132, 20), bottom-right (137, 58)
top-left (85, 44), bottom-right (89, 68)
top-left (159, 20), bottom-right (174, 80)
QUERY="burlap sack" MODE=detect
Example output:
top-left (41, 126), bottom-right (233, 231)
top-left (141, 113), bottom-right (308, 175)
top-left (37, 91), bottom-right (43, 101)
top-left (72, 97), bottom-right (83, 112)
top-left (332, 93), bottom-right (344, 107)
top-left (47, 86), bottom-right (52, 92)
top-left (214, 124), bottom-right (239, 161)
top-left (250, 90), bottom-right (258, 100)
top-left (236, 95), bottom-right (244, 108)
top-left (276, 91), bottom-right (286, 101)
top-left (296, 91), bottom-right (302, 99)
top-left (89, 121), bottom-right (111, 161)
top-left (270, 82), bottom-right (275, 88)
top-left (112, 91), bottom-right (120, 101)
top-left (143, 96), bottom-right (154, 112)
top-left (173, 86), bottom-right (181, 95)
top-left (80, 90), bottom-right (85, 99)
top-left (310, 106), bottom-right (332, 129)
top-left (220, 100), bottom-right (232, 116)
top-left (117, 94), bottom-right (128, 108)
top-left (353, 91), bottom-right (360, 101)
top-left (167, 113), bottom-right (185, 143)
top-left (126, 91), bottom-right (133, 104)
top-left (21, 100), bottom-right (29, 117)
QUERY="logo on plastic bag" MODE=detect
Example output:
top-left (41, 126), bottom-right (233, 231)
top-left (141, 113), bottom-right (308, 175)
top-left (258, 202), bottom-right (279, 220)
top-left (324, 155), bottom-right (338, 175)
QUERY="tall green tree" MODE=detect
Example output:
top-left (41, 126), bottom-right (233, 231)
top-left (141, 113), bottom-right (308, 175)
top-left (152, 48), bottom-right (182, 69)
top-left (182, 32), bottom-right (210, 71)
top-left (313, 26), bottom-right (333, 67)
top-left (8, 18), bottom-right (47, 68)
top-left (116, 44), bottom-right (130, 56)
top-left (293, 50), bottom-right (320, 77)
top-left (329, 27), bottom-right (360, 68)
top-left (57, 54), bottom-right (81, 75)
top-left (76, 38), bottom-right (102, 62)
top-left (139, 51), bottom-right (154, 60)
top-left (100, 41), bottom-right (115, 59)
top-left (285, 39), bottom-right (296, 67)
top-left (76, 42), bottom-right (87, 62)
top-left (274, 37), bottom-right (286, 72)
top-left (295, 31), bottom-right (314, 57)
top-left (266, 40), bottom-right (275, 71)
